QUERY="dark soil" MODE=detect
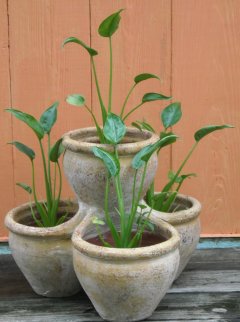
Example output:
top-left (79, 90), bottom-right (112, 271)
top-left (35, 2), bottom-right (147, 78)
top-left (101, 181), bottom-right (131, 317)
top-left (87, 231), bottom-right (167, 248)
top-left (19, 212), bottom-right (74, 227)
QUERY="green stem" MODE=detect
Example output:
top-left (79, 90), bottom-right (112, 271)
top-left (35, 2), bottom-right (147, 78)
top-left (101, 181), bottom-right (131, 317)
top-left (91, 57), bottom-right (107, 124)
top-left (108, 37), bottom-right (113, 113)
top-left (53, 163), bottom-right (57, 199)
top-left (39, 140), bottom-right (52, 209)
top-left (123, 102), bottom-right (144, 121)
top-left (47, 134), bottom-right (52, 195)
top-left (84, 104), bottom-right (105, 143)
top-left (57, 161), bottom-right (62, 202)
top-left (120, 84), bottom-right (136, 118)
top-left (162, 142), bottom-right (198, 193)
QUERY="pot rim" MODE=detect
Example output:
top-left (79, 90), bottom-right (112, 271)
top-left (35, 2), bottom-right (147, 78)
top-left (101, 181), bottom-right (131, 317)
top-left (142, 193), bottom-right (201, 225)
top-left (72, 214), bottom-right (180, 260)
top-left (5, 200), bottom-right (79, 238)
top-left (62, 127), bottom-right (159, 155)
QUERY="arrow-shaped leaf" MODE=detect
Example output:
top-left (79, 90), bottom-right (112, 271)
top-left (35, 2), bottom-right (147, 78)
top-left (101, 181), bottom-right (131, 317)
top-left (142, 92), bottom-right (172, 103)
top-left (134, 73), bottom-right (160, 84)
top-left (62, 37), bottom-right (98, 56)
top-left (40, 101), bottom-right (59, 134)
top-left (66, 94), bottom-right (85, 106)
top-left (103, 113), bottom-right (126, 144)
top-left (98, 9), bottom-right (124, 37)
top-left (93, 147), bottom-right (120, 177)
top-left (194, 124), bottom-right (234, 142)
top-left (49, 138), bottom-right (64, 162)
top-left (9, 141), bottom-right (35, 160)
top-left (6, 109), bottom-right (44, 140)
top-left (161, 102), bottom-right (182, 129)
top-left (16, 182), bottom-right (32, 194)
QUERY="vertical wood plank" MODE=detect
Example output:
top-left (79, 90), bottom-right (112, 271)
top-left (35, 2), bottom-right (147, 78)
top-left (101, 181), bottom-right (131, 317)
top-left (8, 0), bottom-right (92, 210)
top-left (90, 0), bottom-right (172, 191)
top-left (172, 0), bottom-right (240, 235)
top-left (0, 0), bottom-right (14, 239)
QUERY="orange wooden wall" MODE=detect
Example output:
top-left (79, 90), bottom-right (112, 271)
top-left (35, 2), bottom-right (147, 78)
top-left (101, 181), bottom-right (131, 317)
top-left (0, 0), bottom-right (239, 239)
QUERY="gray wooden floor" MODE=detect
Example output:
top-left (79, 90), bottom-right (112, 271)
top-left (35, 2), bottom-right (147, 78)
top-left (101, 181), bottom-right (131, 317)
top-left (0, 248), bottom-right (240, 322)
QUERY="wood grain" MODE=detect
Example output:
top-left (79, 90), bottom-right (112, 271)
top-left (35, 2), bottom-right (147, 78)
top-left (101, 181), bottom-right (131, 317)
top-left (171, 0), bottom-right (240, 235)
top-left (1, 249), bottom-right (240, 321)
top-left (7, 0), bottom-right (92, 208)
top-left (90, 0), bottom-right (172, 191)
top-left (0, 0), bottom-right (14, 239)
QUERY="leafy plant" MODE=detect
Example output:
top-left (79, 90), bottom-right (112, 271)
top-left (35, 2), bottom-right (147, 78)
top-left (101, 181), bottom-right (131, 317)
top-left (133, 102), bottom-right (234, 212)
top-left (63, 9), bottom-right (171, 143)
top-left (6, 103), bottom-right (65, 227)
top-left (92, 113), bottom-right (178, 248)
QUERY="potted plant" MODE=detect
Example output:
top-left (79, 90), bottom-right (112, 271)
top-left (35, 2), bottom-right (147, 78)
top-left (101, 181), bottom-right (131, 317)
top-left (62, 9), bottom-right (171, 215)
top-left (135, 102), bottom-right (234, 278)
top-left (72, 117), bottom-right (180, 321)
top-left (5, 103), bottom-right (82, 297)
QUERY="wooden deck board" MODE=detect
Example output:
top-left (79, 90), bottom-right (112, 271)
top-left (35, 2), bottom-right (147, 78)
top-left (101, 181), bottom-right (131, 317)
top-left (0, 249), bottom-right (239, 321)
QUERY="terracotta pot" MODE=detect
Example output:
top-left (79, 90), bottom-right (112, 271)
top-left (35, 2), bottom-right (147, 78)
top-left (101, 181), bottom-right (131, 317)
top-left (142, 194), bottom-right (201, 279)
top-left (62, 127), bottom-right (159, 217)
top-left (72, 214), bottom-right (180, 322)
top-left (5, 200), bottom-right (82, 297)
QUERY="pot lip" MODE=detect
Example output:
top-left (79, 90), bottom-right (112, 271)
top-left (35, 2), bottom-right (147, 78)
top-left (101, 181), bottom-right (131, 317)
top-left (72, 214), bottom-right (180, 260)
top-left (62, 126), bottom-right (159, 155)
top-left (5, 200), bottom-right (79, 238)
top-left (142, 193), bottom-right (202, 225)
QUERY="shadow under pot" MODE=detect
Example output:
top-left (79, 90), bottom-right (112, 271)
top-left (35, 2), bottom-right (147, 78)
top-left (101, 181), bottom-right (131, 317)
top-left (62, 127), bottom-right (159, 216)
top-left (142, 193), bottom-right (201, 279)
top-left (72, 215), bottom-right (180, 322)
top-left (5, 200), bottom-right (82, 297)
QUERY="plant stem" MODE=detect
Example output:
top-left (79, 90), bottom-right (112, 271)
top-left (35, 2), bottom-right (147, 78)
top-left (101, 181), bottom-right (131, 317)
top-left (162, 141), bottom-right (198, 193)
top-left (108, 37), bottom-right (113, 113)
top-left (91, 57), bottom-right (107, 124)
top-left (123, 102), bottom-right (144, 121)
top-left (39, 139), bottom-right (52, 209)
top-left (47, 134), bottom-right (52, 196)
top-left (84, 104), bottom-right (105, 143)
top-left (120, 84), bottom-right (136, 118)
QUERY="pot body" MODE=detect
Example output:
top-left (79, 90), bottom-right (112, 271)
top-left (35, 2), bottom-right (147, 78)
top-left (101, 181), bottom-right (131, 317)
top-left (62, 127), bottom-right (159, 217)
top-left (142, 194), bottom-right (201, 279)
top-left (72, 215), bottom-right (180, 322)
top-left (5, 200), bottom-right (82, 297)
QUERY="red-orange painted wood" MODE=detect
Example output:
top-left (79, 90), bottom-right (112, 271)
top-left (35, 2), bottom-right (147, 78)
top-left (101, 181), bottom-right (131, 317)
top-left (172, 0), bottom-right (240, 235)
top-left (0, 0), bottom-right (14, 239)
top-left (0, 0), bottom-right (239, 238)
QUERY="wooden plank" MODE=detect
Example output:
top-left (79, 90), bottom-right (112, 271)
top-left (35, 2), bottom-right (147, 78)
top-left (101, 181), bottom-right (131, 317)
top-left (172, 0), bottom-right (240, 235)
top-left (1, 249), bottom-right (240, 321)
top-left (8, 0), bottom-right (92, 208)
top-left (0, 0), bottom-right (15, 239)
top-left (90, 0), bottom-right (172, 190)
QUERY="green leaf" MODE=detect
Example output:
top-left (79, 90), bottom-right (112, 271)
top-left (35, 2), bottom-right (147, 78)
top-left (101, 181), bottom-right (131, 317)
top-left (161, 102), bottom-right (182, 129)
top-left (49, 138), bottom-right (63, 162)
top-left (132, 134), bottom-right (178, 169)
top-left (142, 92), bottom-right (172, 103)
top-left (9, 141), bottom-right (35, 160)
top-left (168, 170), bottom-right (181, 183)
top-left (137, 120), bottom-right (155, 133)
top-left (62, 37), bottom-right (98, 56)
top-left (194, 124), bottom-right (234, 142)
top-left (134, 73), bottom-right (160, 84)
top-left (103, 113), bottom-right (126, 144)
top-left (40, 102), bottom-right (59, 134)
top-left (16, 182), bottom-right (32, 194)
top-left (92, 147), bottom-right (120, 177)
top-left (92, 216), bottom-right (105, 226)
top-left (131, 122), bottom-right (142, 132)
top-left (6, 109), bottom-right (44, 140)
top-left (159, 131), bottom-right (177, 148)
top-left (98, 9), bottom-right (124, 37)
top-left (66, 94), bottom-right (85, 106)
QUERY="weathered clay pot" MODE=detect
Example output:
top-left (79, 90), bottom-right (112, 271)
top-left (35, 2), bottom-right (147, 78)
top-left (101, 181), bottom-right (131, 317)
top-left (62, 127), bottom-right (159, 217)
top-left (142, 193), bottom-right (201, 279)
top-left (5, 200), bottom-right (82, 297)
top-left (72, 214), bottom-right (180, 322)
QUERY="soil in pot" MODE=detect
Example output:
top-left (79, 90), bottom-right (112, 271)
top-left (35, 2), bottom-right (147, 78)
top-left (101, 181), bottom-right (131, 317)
top-left (87, 231), bottom-right (167, 247)
top-left (19, 211), bottom-right (75, 227)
